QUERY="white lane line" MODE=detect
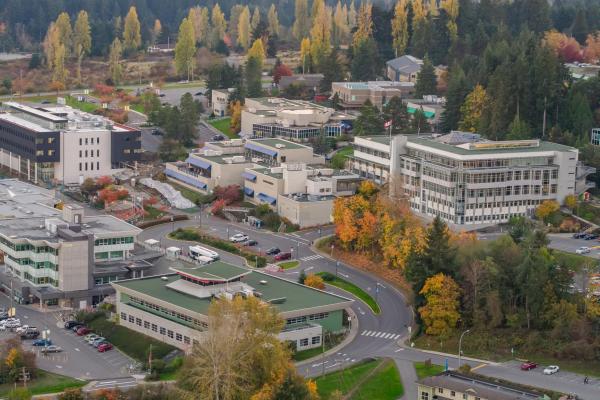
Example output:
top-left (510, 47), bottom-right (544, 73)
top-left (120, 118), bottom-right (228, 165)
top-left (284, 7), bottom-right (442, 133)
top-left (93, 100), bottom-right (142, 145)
top-left (393, 334), bottom-right (401, 340)
top-left (55, 365), bottom-right (63, 369)
top-left (383, 333), bottom-right (393, 339)
top-left (361, 330), bottom-right (369, 336)
top-left (374, 332), bottom-right (383, 338)
top-left (368, 331), bottom-right (377, 337)
top-left (395, 348), bottom-right (404, 352)
top-left (305, 266), bottom-right (314, 271)
top-left (339, 273), bottom-right (349, 278)
top-left (74, 348), bottom-right (80, 352)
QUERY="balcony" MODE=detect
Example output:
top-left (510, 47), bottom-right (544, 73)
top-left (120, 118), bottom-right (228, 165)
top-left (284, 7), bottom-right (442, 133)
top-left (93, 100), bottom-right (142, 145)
top-left (576, 162), bottom-right (596, 179)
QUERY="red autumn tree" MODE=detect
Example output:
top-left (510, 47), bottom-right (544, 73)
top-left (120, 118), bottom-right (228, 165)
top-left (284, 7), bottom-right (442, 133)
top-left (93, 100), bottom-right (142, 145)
top-left (272, 63), bottom-right (293, 84)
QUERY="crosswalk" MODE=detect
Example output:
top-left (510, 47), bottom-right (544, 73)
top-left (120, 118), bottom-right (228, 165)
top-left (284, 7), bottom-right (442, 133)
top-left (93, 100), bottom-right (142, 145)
top-left (361, 330), bottom-right (401, 340)
top-left (300, 254), bottom-right (324, 261)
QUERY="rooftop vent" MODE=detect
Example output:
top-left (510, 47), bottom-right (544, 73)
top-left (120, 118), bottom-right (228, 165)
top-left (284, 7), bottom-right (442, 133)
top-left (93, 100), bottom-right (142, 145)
top-left (275, 143), bottom-right (285, 149)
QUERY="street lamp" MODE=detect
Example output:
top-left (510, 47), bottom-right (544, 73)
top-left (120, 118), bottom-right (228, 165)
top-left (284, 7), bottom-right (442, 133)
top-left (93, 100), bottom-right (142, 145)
top-left (335, 261), bottom-right (339, 277)
top-left (458, 329), bottom-right (471, 369)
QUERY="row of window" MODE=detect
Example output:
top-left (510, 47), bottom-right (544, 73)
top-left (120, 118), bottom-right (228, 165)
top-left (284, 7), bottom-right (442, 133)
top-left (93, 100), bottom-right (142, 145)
top-left (299, 336), bottom-right (321, 347)
top-left (23, 272), bottom-right (58, 287)
top-left (80, 149), bottom-right (100, 158)
top-left (94, 237), bottom-right (134, 246)
top-left (127, 295), bottom-right (208, 329)
top-left (95, 250), bottom-right (124, 260)
top-left (35, 149), bottom-right (56, 156)
top-left (121, 312), bottom-right (194, 345)
top-left (94, 275), bottom-right (121, 285)
top-left (465, 213), bottom-right (526, 223)
top-left (286, 312), bottom-right (329, 326)
top-left (353, 144), bottom-right (390, 160)
top-left (79, 137), bottom-right (100, 146)
top-left (465, 199), bottom-right (544, 210)
top-left (7, 255), bottom-right (58, 270)
top-left (0, 238), bottom-right (59, 255)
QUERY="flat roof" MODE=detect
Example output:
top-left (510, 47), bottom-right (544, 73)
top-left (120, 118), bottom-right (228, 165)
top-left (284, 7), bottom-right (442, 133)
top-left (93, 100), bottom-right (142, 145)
top-left (358, 136), bottom-right (392, 145)
top-left (113, 264), bottom-right (353, 315)
top-left (251, 167), bottom-right (283, 179)
top-left (0, 113), bottom-right (54, 133)
top-left (171, 262), bottom-right (250, 282)
top-left (408, 137), bottom-right (575, 155)
top-left (4, 102), bottom-right (68, 123)
top-left (196, 154), bottom-right (253, 165)
top-left (249, 138), bottom-right (308, 150)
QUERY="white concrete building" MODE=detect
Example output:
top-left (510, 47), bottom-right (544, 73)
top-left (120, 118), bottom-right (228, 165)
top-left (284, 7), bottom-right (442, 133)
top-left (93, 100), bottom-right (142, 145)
top-left (211, 88), bottom-right (233, 117)
top-left (0, 102), bottom-right (141, 186)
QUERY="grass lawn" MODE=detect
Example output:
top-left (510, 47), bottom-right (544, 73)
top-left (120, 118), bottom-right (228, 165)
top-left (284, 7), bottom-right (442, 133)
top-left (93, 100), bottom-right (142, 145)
top-left (314, 359), bottom-right (380, 398)
top-left (18, 95), bottom-right (57, 104)
top-left (414, 361), bottom-right (445, 379)
top-left (316, 272), bottom-right (381, 314)
top-left (209, 117), bottom-right (238, 139)
top-left (0, 370), bottom-right (86, 396)
top-left (66, 96), bottom-right (99, 113)
top-left (350, 359), bottom-right (403, 400)
top-left (144, 205), bottom-right (165, 220)
top-left (330, 146), bottom-right (353, 169)
top-left (162, 80), bottom-right (206, 89)
top-left (168, 181), bottom-right (212, 205)
top-left (87, 315), bottom-right (176, 363)
top-left (293, 346), bottom-right (324, 362)
top-left (279, 260), bottom-right (300, 270)
top-left (130, 103), bottom-right (146, 114)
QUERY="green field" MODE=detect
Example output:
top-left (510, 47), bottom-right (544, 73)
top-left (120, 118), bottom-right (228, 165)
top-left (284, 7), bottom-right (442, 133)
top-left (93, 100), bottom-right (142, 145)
top-left (209, 117), bottom-right (238, 139)
top-left (66, 96), bottom-right (100, 113)
top-left (168, 181), bottom-right (213, 205)
top-left (316, 272), bottom-right (381, 314)
top-left (330, 146), bottom-right (353, 169)
top-left (293, 346), bottom-right (325, 361)
top-left (315, 358), bottom-right (403, 400)
top-left (279, 260), bottom-right (300, 270)
top-left (414, 361), bottom-right (445, 379)
top-left (0, 370), bottom-right (86, 396)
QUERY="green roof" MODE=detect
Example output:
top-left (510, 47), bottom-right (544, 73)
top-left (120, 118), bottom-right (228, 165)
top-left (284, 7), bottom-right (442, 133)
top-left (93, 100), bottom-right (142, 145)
top-left (195, 154), bottom-right (252, 165)
top-left (408, 137), bottom-right (576, 156)
top-left (112, 265), bottom-right (352, 315)
top-left (171, 261), bottom-right (250, 282)
top-left (249, 138), bottom-right (308, 150)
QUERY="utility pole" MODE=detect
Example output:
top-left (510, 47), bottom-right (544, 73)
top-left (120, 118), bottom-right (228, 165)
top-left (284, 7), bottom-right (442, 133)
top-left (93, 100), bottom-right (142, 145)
top-left (21, 367), bottom-right (28, 389)
top-left (458, 329), bottom-right (471, 369)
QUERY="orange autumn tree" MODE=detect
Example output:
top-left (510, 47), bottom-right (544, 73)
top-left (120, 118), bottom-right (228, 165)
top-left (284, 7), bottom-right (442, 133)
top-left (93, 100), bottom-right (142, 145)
top-left (304, 274), bottom-right (325, 290)
top-left (419, 273), bottom-right (461, 337)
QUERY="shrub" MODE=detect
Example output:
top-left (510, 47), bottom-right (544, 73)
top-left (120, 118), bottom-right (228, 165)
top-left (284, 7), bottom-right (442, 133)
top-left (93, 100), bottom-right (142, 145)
top-left (320, 272), bottom-right (335, 282)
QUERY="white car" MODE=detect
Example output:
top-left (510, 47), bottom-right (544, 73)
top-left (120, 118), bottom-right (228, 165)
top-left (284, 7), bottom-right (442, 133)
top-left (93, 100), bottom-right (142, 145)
top-left (543, 365), bottom-right (560, 375)
top-left (576, 247), bottom-right (591, 254)
top-left (229, 233), bottom-right (249, 243)
top-left (16, 325), bottom-right (35, 334)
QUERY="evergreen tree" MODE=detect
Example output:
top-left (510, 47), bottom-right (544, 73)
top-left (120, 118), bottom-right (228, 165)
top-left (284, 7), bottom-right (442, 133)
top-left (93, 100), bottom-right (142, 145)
top-left (353, 99), bottom-right (384, 135)
top-left (440, 65), bottom-right (468, 132)
top-left (293, 0), bottom-right (311, 42)
top-left (320, 48), bottom-right (345, 92)
top-left (568, 92), bottom-right (594, 138)
top-left (351, 38), bottom-right (380, 81)
top-left (507, 114), bottom-right (532, 140)
top-left (572, 8), bottom-right (589, 45)
top-left (414, 55), bottom-right (437, 97)
top-left (245, 40), bottom-right (264, 98)
top-left (410, 109), bottom-right (431, 133)
top-left (179, 93), bottom-right (201, 147)
top-left (383, 96), bottom-right (411, 135)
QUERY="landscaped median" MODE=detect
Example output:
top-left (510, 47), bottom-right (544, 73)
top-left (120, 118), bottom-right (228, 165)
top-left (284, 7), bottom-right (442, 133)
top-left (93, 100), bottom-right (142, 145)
top-left (316, 272), bottom-right (381, 314)
top-left (314, 358), bottom-right (403, 400)
top-left (0, 370), bottom-right (86, 397)
top-left (169, 227), bottom-right (267, 268)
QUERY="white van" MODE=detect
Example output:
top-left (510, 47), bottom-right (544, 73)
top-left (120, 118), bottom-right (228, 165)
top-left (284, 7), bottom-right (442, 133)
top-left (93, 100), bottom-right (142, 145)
top-left (189, 245), bottom-right (220, 261)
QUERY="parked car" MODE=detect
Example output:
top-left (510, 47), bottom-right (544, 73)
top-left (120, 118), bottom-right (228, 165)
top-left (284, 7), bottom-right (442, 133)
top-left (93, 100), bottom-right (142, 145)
top-left (576, 246), bottom-right (591, 254)
top-left (32, 339), bottom-right (52, 347)
top-left (212, 134), bottom-right (225, 141)
top-left (265, 247), bottom-right (280, 255)
top-left (20, 330), bottom-right (40, 340)
top-left (16, 325), bottom-right (36, 334)
top-left (89, 336), bottom-right (104, 346)
top-left (92, 338), bottom-right (108, 348)
top-left (274, 252), bottom-right (292, 261)
top-left (0, 312), bottom-right (8, 320)
top-left (151, 128), bottom-right (163, 136)
top-left (244, 240), bottom-right (258, 247)
top-left (543, 365), bottom-right (560, 375)
top-left (72, 324), bottom-right (85, 332)
top-left (76, 327), bottom-right (91, 336)
top-left (64, 321), bottom-right (82, 329)
top-left (573, 232), bottom-right (586, 239)
top-left (41, 345), bottom-right (63, 353)
top-left (84, 334), bottom-right (99, 343)
top-left (4, 319), bottom-right (21, 329)
top-left (520, 361), bottom-right (537, 371)
top-left (229, 233), bottom-right (249, 243)
top-left (584, 234), bottom-right (598, 240)
top-left (158, 93), bottom-right (166, 97)
top-left (98, 343), bottom-right (113, 352)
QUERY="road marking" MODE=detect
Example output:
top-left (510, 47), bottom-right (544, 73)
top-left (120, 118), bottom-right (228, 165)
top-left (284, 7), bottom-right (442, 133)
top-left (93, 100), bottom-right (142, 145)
top-left (55, 365), bottom-right (63, 369)
top-left (300, 255), bottom-right (323, 261)
top-left (74, 348), bottom-right (80, 352)
top-left (357, 307), bottom-right (365, 316)
top-left (379, 284), bottom-right (387, 289)
top-left (305, 266), bottom-right (314, 271)
top-left (393, 334), bottom-right (401, 340)
top-left (471, 363), bottom-right (487, 372)
top-left (339, 273), bottom-right (349, 278)
top-left (374, 332), bottom-right (383, 337)
top-left (395, 348), bottom-right (404, 352)
top-left (383, 333), bottom-right (393, 339)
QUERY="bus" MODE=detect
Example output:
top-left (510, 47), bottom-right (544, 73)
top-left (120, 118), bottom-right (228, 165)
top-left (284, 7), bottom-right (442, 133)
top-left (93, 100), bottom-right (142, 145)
top-left (189, 245), bottom-right (219, 261)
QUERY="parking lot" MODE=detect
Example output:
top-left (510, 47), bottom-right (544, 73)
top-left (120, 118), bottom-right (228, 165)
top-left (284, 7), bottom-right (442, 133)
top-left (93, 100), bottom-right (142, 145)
top-left (548, 233), bottom-right (600, 260)
top-left (0, 296), bottom-right (137, 380)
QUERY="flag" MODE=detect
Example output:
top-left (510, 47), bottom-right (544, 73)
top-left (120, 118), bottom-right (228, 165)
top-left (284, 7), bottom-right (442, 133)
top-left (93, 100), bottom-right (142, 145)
top-left (384, 120), bottom-right (392, 128)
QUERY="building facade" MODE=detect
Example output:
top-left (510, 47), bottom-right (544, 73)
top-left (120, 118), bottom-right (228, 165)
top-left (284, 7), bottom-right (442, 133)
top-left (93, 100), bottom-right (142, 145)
top-left (112, 262), bottom-right (353, 353)
top-left (0, 102), bottom-right (141, 186)
top-left (386, 55), bottom-right (424, 82)
top-left (591, 127), bottom-right (600, 146)
top-left (211, 89), bottom-right (233, 117)
top-left (331, 81), bottom-right (415, 110)
top-left (349, 136), bottom-right (392, 185)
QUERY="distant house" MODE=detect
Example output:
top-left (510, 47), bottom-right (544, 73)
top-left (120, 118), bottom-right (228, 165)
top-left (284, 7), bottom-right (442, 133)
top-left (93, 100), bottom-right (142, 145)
top-left (279, 74), bottom-right (324, 91)
top-left (386, 55), bottom-right (424, 82)
top-left (147, 43), bottom-right (174, 53)
top-left (211, 88), bottom-right (234, 117)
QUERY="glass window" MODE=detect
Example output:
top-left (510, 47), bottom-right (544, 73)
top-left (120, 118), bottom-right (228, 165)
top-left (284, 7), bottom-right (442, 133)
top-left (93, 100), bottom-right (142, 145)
top-left (299, 338), bottom-right (309, 346)
top-left (160, 327), bottom-right (166, 335)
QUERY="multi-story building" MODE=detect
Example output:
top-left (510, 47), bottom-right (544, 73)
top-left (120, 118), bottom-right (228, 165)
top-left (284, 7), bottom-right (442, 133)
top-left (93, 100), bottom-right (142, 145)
top-left (404, 96), bottom-right (446, 132)
top-left (348, 135), bottom-right (392, 184)
top-left (331, 81), bottom-right (415, 110)
top-left (386, 55), bottom-right (424, 82)
top-left (0, 102), bottom-right (141, 186)
top-left (0, 179), bottom-right (143, 308)
top-left (389, 133), bottom-right (594, 226)
top-left (112, 261), bottom-right (353, 352)
top-left (591, 127), bottom-right (600, 146)
top-left (243, 163), bottom-right (361, 227)
top-left (211, 88), bottom-right (233, 117)
top-left (417, 371), bottom-right (543, 400)
top-left (165, 138), bottom-right (326, 195)
top-left (241, 98), bottom-right (354, 141)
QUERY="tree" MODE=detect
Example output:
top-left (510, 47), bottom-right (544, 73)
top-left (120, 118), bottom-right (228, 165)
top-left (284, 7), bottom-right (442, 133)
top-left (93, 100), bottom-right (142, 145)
top-left (506, 114), bottom-right (531, 140)
top-left (304, 274), bottom-right (325, 290)
top-left (333, 1), bottom-right (350, 46)
top-left (391, 0), bottom-right (409, 57)
top-left (58, 388), bottom-right (85, 400)
top-left (568, 92), bottom-right (594, 138)
top-left (108, 38), bottom-right (123, 85)
top-left (273, 63), bottom-right (293, 84)
top-left (211, 4), bottom-right (227, 50)
top-left (7, 388), bottom-right (31, 400)
top-left (254, 367), bottom-right (318, 400)
top-left (572, 8), bottom-right (589, 45)
top-left (352, 2), bottom-right (373, 47)
top-left (267, 5), bottom-right (280, 37)
top-left (43, 23), bottom-right (60, 71)
top-left (73, 10), bottom-right (92, 83)
top-left (310, 0), bottom-right (332, 70)
top-left (353, 99), bottom-right (384, 136)
top-left (230, 101), bottom-right (242, 133)
top-left (123, 6), bottom-right (141, 53)
top-left (440, 65), bottom-right (468, 132)
top-left (54, 12), bottom-right (72, 56)
top-left (320, 48), bottom-right (345, 92)
top-left (459, 84), bottom-right (487, 132)
top-left (564, 194), bottom-right (577, 211)
top-left (179, 93), bottom-right (201, 146)
top-left (414, 55), bottom-right (437, 97)
top-left (293, 0), bottom-right (311, 42)
top-left (584, 33), bottom-right (600, 64)
top-left (440, 0), bottom-right (459, 41)
top-left (52, 43), bottom-right (67, 84)
top-left (300, 37), bottom-right (311, 74)
top-left (237, 7), bottom-right (251, 50)
top-left (246, 39), bottom-right (265, 98)
top-left (188, 7), bottom-right (210, 46)
top-left (419, 273), bottom-right (461, 337)
top-left (383, 96), bottom-right (411, 135)
top-left (175, 18), bottom-right (196, 81)
top-left (177, 296), bottom-right (290, 400)
top-left (151, 19), bottom-right (162, 46)
top-left (351, 38), bottom-right (379, 81)
top-left (535, 200), bottom-right (560, 222)
top-left (251, 7), bottom-right (261, 33)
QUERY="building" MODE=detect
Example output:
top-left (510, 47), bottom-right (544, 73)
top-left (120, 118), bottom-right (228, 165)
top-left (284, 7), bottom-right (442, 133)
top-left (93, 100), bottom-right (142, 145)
top-left (147, 43), bottom-right (174, 53)
top-left (243, 163), bottom-right (360, 228)
top-left (566, 62), bottom-right (600, 80)
top-left (0, 179), bottom-right (145, 308)
top-left (0, 102), bottom-right (141, 186)
top-left (331, 81), bottom-right (415, 110)
top-left (348, 135), bottom-right (392, 185)
top-left (404, 95), bottom-right (446, 132)
top-left (211, 88), bottom-right (234, 117)
top-left (165, 138), bottom-right (325, 195)
top-left (386, 55), bottom-right (424, 82)
top-left (279, 74), bottom-right (324, 91)
top-left (417, 371), bottom-right (544, 400)
top-left (591, 127), bottom-right (600, 146)
top-left (389, 133), bottom-right (594, 226)
top-left (241, 97), bottom-right (354, 141)
top-left (111, 261), bottom-right (353, 352)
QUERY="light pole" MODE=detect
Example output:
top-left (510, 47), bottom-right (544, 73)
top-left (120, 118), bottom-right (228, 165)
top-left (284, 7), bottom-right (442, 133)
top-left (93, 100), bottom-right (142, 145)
top-left (335, 261), bottom-right (339, 277)
top-left (375, 282), bottom-right (380, 304)
top-left (458, 329), bottom-right (471, 369)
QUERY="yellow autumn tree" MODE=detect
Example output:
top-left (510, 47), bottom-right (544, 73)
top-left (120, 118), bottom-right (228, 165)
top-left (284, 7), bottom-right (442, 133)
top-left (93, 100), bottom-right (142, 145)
top-left (458, 84), bottom-right (487, 132)
top-left (535, 200), bottom-right (560, 222)
top-left (564, 194), bottom-right (577, 211)
top-left (441, 0), bottom-right (459, 40)
top-left (309, 0), bottom-right (331, 69)
top-left (352, 2), bottom-right (373, 47)
top-left (584, 32), bottom-right (600, 63)
top-left (412, 0), bottom-right (427, 23)
top-left (123, 6), bottom-right (142, 52)
top-left (304, 274), bottom-right (325, 290)
top-left (300, 37), bottom-right (311, 73)
top-left (230, 101), bottom-right (242, 133)
top-left (237, 6), bottom-right (251, 50)
top-left (391, 0), bottom-right (409, 57)
top-left (419, 273), bottom-right (461, 337)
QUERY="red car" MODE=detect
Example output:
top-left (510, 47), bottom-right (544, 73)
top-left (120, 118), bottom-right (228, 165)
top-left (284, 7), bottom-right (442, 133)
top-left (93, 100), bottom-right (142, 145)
top-left (76, 327), bottom-right (91, 336)
top-left (274, 252), bottom-right (291, 261)
top-left (520, 361), bottom-right (537, 371)
top-left (97, 343), bottom-right (113, 352)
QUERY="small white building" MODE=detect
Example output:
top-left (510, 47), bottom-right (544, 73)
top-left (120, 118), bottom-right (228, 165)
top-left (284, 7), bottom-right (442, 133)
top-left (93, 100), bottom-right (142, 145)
top-left (211, 88), bottom-right (234, 117)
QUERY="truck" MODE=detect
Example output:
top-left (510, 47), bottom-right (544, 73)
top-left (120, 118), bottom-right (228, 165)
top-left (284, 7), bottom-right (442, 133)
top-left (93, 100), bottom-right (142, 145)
top-left (189, 245), bottom-right (220, 262)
